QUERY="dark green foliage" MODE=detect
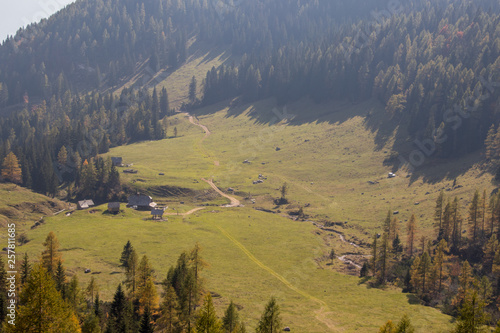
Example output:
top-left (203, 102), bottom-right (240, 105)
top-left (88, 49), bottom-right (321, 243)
top-left (360, 262), bottom-right (368, 278)
top-left (222, 301), bottom-right (239, 333)
top-left (105, 284), bottom-right (136, 333)
top-left (256, 297), bottom-right (281, 333)
top-left (139, 307), bottom-right (154, 333)
top-left (54, 260), bottom-right (66, 298)
top-left (120, 241), bottom-right (134, 269)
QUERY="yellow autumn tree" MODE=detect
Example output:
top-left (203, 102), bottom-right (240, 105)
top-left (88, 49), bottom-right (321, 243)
top-left (1, 152), bottom-right (22, 184)
top-left (6, 264), bottom-right (81, 332)
top-left (42, 232), bottom-right (62, 276)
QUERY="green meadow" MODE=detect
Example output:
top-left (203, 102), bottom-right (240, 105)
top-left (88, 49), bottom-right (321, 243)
top-left (16, 94), bottom-right (495, 331)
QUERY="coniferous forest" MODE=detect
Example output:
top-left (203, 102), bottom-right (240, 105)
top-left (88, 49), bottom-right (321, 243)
top-left (3, 0), bottom-right (500, 331)
top-left (1, 0), bottom-right (500, 193)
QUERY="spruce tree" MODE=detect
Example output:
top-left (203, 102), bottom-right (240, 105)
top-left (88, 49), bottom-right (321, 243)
top-left (139, 307), bottom-right (155, 333)
top-left (54, 260), bottom-right (66, 298)
top-left (20, 252), bottom-right (30, 285)
top-left (159, 286), bottom-right (181, 333)
top-left (222, 301), bottom-right (239, 333)
top-left (119, 241), bottom-right (133, 269)
top-left (256, 297), bottom-right (281, 333)
top-left (407, 215), bottom-right (417, 257)
top-left (196, 293), bottom-right (222, 333)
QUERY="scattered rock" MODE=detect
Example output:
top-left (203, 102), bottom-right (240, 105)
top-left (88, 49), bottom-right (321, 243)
top-left (275, 147), bottom-right (281, 151)
top-left (85, 269), bottom-right (91, 274)
top-left (393, 211), bottom-right (399, 215)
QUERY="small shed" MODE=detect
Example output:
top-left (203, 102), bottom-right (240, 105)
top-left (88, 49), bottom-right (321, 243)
top-left (77, 199), bottom-right (95, 210)
top-left (127, 195), bottom-right (157, 210)
top-left (108, 202), bottom-right (121, 213)
top-left (111, 157), bottom-right (123, 166)
top-left (151, 208), bottom-right (166, 220)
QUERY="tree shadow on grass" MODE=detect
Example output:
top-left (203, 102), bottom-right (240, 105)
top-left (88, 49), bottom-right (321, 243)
top-left (406, 293), bottom-right (422, 305)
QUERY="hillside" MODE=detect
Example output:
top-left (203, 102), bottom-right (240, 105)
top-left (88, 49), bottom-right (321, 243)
top-left (0, 183), bottom-right (67, 236)
top-left (2, 0), bottom-right (500, 331)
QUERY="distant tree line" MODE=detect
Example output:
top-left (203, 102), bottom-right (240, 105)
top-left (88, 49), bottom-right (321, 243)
top-left (0, 86), bottom-right (169, 199)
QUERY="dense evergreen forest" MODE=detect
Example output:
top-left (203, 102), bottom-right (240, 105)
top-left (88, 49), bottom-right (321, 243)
top-left (1, 0), bottom-right (500, 196)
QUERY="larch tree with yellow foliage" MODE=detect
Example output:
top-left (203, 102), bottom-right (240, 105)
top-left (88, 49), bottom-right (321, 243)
top-left (6, 264), bottom-right (81, 332)
top-left (1, 152), bottom-right (22, 184)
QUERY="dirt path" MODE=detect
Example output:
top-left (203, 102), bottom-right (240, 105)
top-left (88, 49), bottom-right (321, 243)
top-left (188, 115), bottom-right (211, 141)
top-left (215, 225), bottom-right (339, 331)
top-left (201, 178), bottom-right (240, 207)
top-left (164, 207), bottom-right (206, 216)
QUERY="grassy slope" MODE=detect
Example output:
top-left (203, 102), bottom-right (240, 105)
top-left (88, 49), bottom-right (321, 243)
top-left (19, 204), bottom-right (452, 332)
top-left (0, 183), bottom-right (67, 236)
top-left (109, 97), bottom-right (495, 243)
top-left (13, 50), bottom-right (494, 331)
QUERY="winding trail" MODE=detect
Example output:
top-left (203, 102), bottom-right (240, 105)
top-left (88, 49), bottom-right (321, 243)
top-left (201, 178), bottom-right (240, 207)
top-left (184, 113), bottom-right (338, 330)
top-left (188, 115), bottom-right (211, 141)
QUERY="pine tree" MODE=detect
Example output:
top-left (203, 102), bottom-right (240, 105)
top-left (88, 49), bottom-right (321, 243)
top-left (42, 231), bottom-right (62, 276)
top-left (57, 146), bottom-right (68, 165)
top-left (383, 210), bottom-right (392, 235)
top-left (82, 313), bottom-right (101, 333)
top-left (395, 314), bottom-right (415, 333)
top-left (54, 260), bottom-right (66, 298)
top-left (451, 197), bottom-right (463, 250)
top-left (189, 76), bottom-right (197, 103)
top-left (94, 293), bottom-right (101, 318)
top-left (456, 261), bottom-right (474, 304)
top-left (378, 233), bottom-right (390, 284)
top-left (20, 252), bottom-right (30, 285)
top-left (256, 297), bottom-right (281, 333)
top-left (469, 190), bottom-right (481, 243)
top-left (222, 301), bottom-right (239, 333)
top-left (378, 320), bottom-right (396, 333)
top-left (9, 264), bottom-right (80, 332)
top-left (159, 286), bottom-right (181, 333)
top-left (106, 284), bottom-right (135, 333)
top-left (66, 275), bottom-right (84, 313)
top-left (160, 87), bottom-right (170, 117)
top-left (442, 200), bottom-right (452, 241)
top-left (435, 239), bottom-right (448, 293)
top-left (419, 252), bottom-right (431, 294)
top-left (372, 234), bottom-right (378, 277)
top-left (196, 293), bottom-right (222, 333)
top-left (481, 190), bottom-right (487, 238)
top-left (190, 243), bottom-right (208, 308)
top-left (139, 306), bottom-right (155, 333)
top-left (485, 125), bottom-right (497, 160)
top-left (453, 291), bottom-right (489, 333)
top-left (435, 191), bottom-right (445, 237)
top-left (483, 235), bottom-right (499, 274)
top-left (119, 241), bottom-right (134, 269)
top-left (86, 276), bottom-right (99, 305)
top-left (410, 256), bottom-right (421, 293)
top-left (125, 248), bottom-right (138, 295)
top-left (1, 152), bottom-right (22, 183)
top-left (329, 249), bottom-right (335, 264)
top-left (407, 214), bottom-right (417, 257)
